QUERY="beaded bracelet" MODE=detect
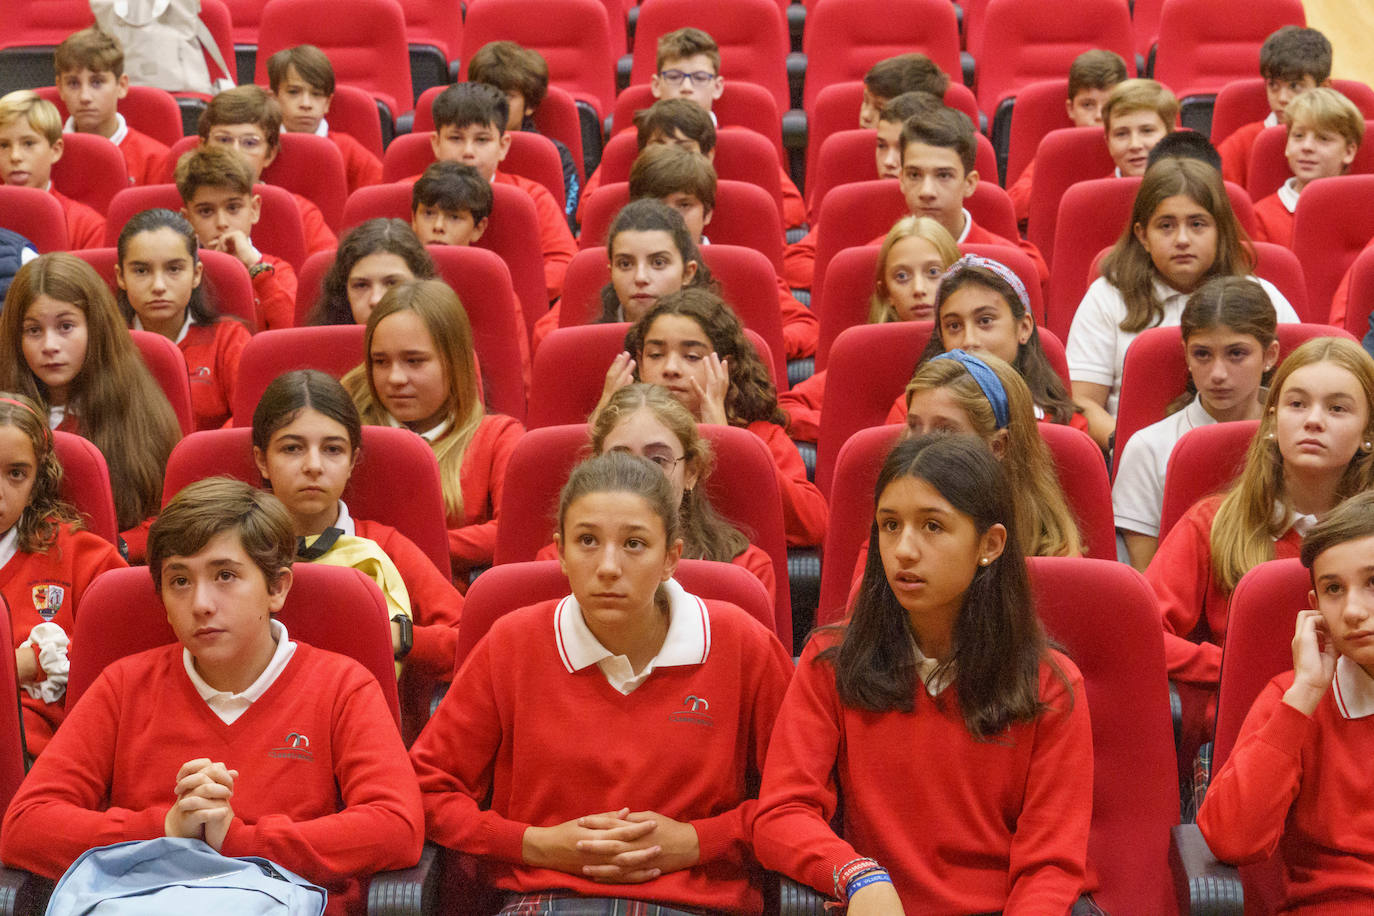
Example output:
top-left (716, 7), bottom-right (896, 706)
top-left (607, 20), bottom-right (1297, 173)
top-left (846, 870), bottom-right (893, 899)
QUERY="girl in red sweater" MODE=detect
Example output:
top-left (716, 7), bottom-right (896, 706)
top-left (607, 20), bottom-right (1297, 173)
top-left (306, 218), bottom-right (435, 326)
top-left (0, 253), bottom-right (181, 561)
top-left (608, 289), bottom-right (828, 547)
top-left (780, 215), bottom-right (959, 442)
top-left (342, 279), bottom-right (523, 582)
top-left (1147, 336), bottom-right (1374, 769)
top-left (754, 432), bottom-right (1094, 914)
top-left (410, 451), bottom-right (793, 914)
top-left (251, 370), bottom-right (463, 703)
top-left (115, 208), bottom-right (251, 431)
top-left (0, 393), bottom-right (125, 757)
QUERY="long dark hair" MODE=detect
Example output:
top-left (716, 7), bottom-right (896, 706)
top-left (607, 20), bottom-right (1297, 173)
top-left (1168, 275), bottom-right (1279, 414)
top-left (252, 369), bottom-right (363, 455)
top-left (822, 433), bottom-right (1055, 738)
top-left (308, 219), bottom-right (435, 326)
top-left (598, 199), bottom-right (714, 322)
top-left (115, 208), bottom-right (219, 327)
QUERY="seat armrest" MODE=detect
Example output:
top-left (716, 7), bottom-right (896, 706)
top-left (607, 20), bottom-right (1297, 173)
top-left (782, 109), bottom-right (808, 152)
top-left (367, 841), bottom-right (443, 916)
top-left (1169, 823), bottom-right (1243, 916)
top-left (778, 875), bottom-right (828, 916)
top-left (0, 866), bottom-right (52, 916)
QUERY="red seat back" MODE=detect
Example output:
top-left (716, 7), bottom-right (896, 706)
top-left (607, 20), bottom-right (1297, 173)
top-left (230, 325), bottom-right (365, 425)
top-left (1342, 243), bottom-right (1374, 338)
top-left (67, 565), bottom-right (401, 725)
top-left (163, 426), bottom-right (451, 575)
top-left (800, 0), bottom-right (960, 112)
top-left (35, 84), bottom-right (183, 148)
top-left (0, 186), bottom-right (68, 251)
top-left (318, 84), bottom-right (385, 160)
top-left (460, 0), bottom-right (615, 117)
top-left (596, 128), bottom-right (783, 215)
top-left (1153, 0), bottom-right (1304, 100)
top-left (816, 424), bottom-right (902, 622)
top-left (1039, 421), bottom-right (1116, 562)
top-left (260, 133), bottom-right (349, 232)
top-left (808, 129), bottom-right (998, 219)
top-left (629, 0), bottom-right (791, 115)
top-left (397, 0), bottom-right (463, 63)
top-left (49, 131), bottom-right (127, 215)
top-left (1247, 122), bottom-right (1374, 202)
top-left (73, 247), bottom-right (258, 333)
top-left (1158, 420), bottom-right (1258, 540)
top-left (494, 426), bottom-right (792, 647)
top-left (1046, 177), bottom-right (1141, 339)
top-left (1004, 79), bottom-right (1074, 188)
top-left (255, 0), bottom-right (413, 116)
top-left (107, 183), bottom-right (308, 273)
top-left (380, 133), bottom-right (435, 184)
top-left (54, 430), bottom-right (118, 545)
top-left (455, 559), bottom-right (777, 669)
top-left (382, 132), bottom-right (566, 211)
top-left (1292, 175), bottom-right (1374, 322)
top-left (129, 329), bottom-right (195, 435)
top-left (1212, 77), bottom-right (1374, 146)
top-left (612, 82), bottom-right (784, 160)
top-left (532, 86), bottom-right (586, 184)
top-left (1026, 127), bottom-right (1118, 267)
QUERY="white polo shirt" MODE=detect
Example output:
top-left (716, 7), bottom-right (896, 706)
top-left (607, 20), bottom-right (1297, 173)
top-left (1112, 398), bottom-right (1219, 537)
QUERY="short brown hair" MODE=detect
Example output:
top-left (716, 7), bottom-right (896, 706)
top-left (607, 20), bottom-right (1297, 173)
top-left (1102, 79), bottom-right (1178, 132)
top-left (877, 91), bottom-right (945, 127)
top-left (174, 145), bottom-right (255, 203)
top-left (266, 44), bottom-right (335, 95)
top-left (198, 85), bottom-right (282, 151)
top-left (1067, 49), bottom-right (1128, 99)
top-left (468, 41), bottom-right (549, 111)
top-left (55, 27), bottom-right (124, 78)
top-left (900, 104), bottom-right (977, 174)
top-left (1284, 87), bottom-right (1365, 149)
top-left (149, 477), bottom-right (295, 591)
top-left (628, 144), bottom-right (717, 213)
top-left (634, 98), bottom-right (716, 153)
top-left (656, 27), bottom-right (719, 73)
top-left (1302, 490), bottom-right (1374, 573)
top-left (1261, 26), bottom-right (1332, 84)
top-left (864, 53), bottom-right (949, 103)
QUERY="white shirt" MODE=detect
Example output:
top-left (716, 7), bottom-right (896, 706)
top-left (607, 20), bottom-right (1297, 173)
top-left (1112, 398), bottom-right (1218, 537)
top-left (184, 618), bottom-right (297, 724)
top-left (314, 118), bottom-right (330, 137)
top-left (63, 112), bottom-right (128, 146)
top-left (385, 413), bottom-right (452, 443)
top-left (0, 525), bottom-right (19, 570)
top-left (47, 405), bottom-right (65, 431)
top-left (1277, 176), bottom-right (1300, 214)
top-left (132, 312), bottom-right (192, 345)
top-left (553, 578), bottom-right (711, 695)
top-left (1067, 274), bottom-right (1298, 415)
top-left (955, 207), bottom-right (973, 244)
top-left (1333, 655), bottom-right (1374, 719)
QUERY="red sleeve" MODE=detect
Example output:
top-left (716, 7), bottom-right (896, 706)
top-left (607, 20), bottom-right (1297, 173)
top-left (780, 166), bottom-right (806, 230)
top-left (1251, 195), bottom-right (1294, 248)
top-left (1007, 159), bottom-right (1035, 225)
top-left (734, 544), bottom-right (778, 613)
top-left (448, 414), bottom-right (525, 572)
top-left (408, 635), bottom-right (531, 863)
top-left (371, 526), bottom-right (463, 678)
top-left (295, 195), bottom-right (338, 255)
top-left (749, 421), bottom-right (828, 547)
top-left (60, 195), bottom-right (106, 250)
top-left (777, 370), bottom-right (826, 442)
top-left (119, 129), bottom-right (170, 186)
top-left (575, 165), bottom-right (602, 225)
top-left (0, 669), bottom-right (170, 877)
top-left (530, 301), bottom-right (561, 356)
top-left (214, 319), bottom-right (250, 408)
top-left (783, 226), bottom-right (817, 291)
top-left (1002, 659), bottom-right (1094, 912)
top-left (776, 275), bottom-right (818, 359)
top-left (885, 392), bottom-right (907, 425)
top-left (1197, 675), bottom-right (1307, 864)
top-left (118, 518), bottom-right (153, 565)
top-left (219, 669), bottom-right (424, 884)
top-left (331, 132), bottom-right (383, 194)
top-left (515, 176), bottom-right (577, 302)
top-left (253, 257), bottom-right (297, 330)
top-left (1328, 239), bottom-right (1374, 327)
top-left (1218, 123), bottom-right (1262, 187)
top-left (1144, 498), bottom-right (1224, 687)
top-left (753, 638), bottom-right (862, 897)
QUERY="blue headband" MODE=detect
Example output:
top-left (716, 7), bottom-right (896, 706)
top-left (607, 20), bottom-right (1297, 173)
top-left (941, 253), bottom-right (1031, 316)
top-left (930, 349), bottom-right (1011, 429)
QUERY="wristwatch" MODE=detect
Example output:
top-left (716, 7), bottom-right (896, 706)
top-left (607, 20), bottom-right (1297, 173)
top-left (248, 261), bottom-right (274, 278)
top-left (392, 614), bottom-right (413, 660)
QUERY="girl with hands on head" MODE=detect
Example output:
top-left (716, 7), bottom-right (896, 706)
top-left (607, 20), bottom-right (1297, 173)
top-left (607, 288), bottom-right (828, 546)
top-left (1198, 489), bottom-right (1374, 907)
top-left (409, 451), bottom-right (793, 912)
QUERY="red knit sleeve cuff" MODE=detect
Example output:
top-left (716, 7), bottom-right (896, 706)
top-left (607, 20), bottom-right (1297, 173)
top-left (689, 802), bottom-right (752, 866)
top-left (480, 815), bottom-right (529, 862)
top-left (407, 625), bottom-right (458, 678)
top-left (1257, 696), bottom-right (1315, 755)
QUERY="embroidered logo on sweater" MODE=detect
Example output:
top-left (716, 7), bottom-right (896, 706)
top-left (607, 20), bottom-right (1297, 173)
top-left (669, 694), bottom-right (713, 727)
top-left (269, 731), bottom-right (314, 761)
top-left (31, 584), bottom-right (64, 619)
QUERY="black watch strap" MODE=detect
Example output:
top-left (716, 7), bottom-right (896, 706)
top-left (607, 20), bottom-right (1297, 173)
top-left (392, 614), bottom-right (413, 660)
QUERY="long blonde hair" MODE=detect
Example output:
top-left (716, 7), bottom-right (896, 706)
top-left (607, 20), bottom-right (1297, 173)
top-left (1210, 337), bottom-right (1374, 592)
top-left (904, 354), bottom-right (1083, 557)
top-left (342, 279), bottom-right (485, 518)
top-left (868, 216), bottom-right (960, 324)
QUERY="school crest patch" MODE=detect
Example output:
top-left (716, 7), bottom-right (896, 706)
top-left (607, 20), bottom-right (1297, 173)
top-left (32, 584), bottom-right (64, 619)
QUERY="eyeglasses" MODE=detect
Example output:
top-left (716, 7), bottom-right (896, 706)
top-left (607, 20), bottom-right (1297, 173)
top-left (643, 453), bottom-right (686, 472)
top-left (658, 69), bottom-right (718, 88)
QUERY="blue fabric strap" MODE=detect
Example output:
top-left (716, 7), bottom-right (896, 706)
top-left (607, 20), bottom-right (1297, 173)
top-left (931, 348), bottom-right (1011, 429)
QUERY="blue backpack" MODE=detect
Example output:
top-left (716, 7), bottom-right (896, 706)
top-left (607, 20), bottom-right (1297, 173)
top-left (45, 837), bottom-right (326, 916)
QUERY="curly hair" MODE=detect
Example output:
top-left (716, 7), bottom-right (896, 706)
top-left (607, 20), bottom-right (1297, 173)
top-left (624, 288), bottom-right (787, 428)
top-left (308, 219), bottom-right (435, 326)
top-left (0, 393), bottom-right (82, 552)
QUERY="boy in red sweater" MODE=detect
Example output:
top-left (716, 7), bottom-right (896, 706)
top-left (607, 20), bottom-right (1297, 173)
top-left (410, 161), bottom-right (491, 246)
top-left (1198, 489), bottom-right (1374, 909)
top-left (1007, 49), bottom-right (1128, 226)
top-left (0, 478), bottom-right (424, 915)
top-left (1252, 87), bottom-right (1363, 249)
top-left (1217, 27), bottom-right (1333, 189)
top-left (0, 90), bottom-right (104, 249)
top-left (54, 28), bottom-right (169, 186)
top-left (198, 85), bottom-right (338, 255)
top-left (429, 82), bottom-right (576, 301)
top-left (175, 146), bottom-right (297, 330)
top-left (267, 44), bottom-right (382, 195)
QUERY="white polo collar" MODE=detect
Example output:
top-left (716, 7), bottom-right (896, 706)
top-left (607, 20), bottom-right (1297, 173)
top-left (184, 618), bottom-right (297, 722)
top-left (1265, 111), bottom-right (1280, 128)
top-left (955, 208), bottom-right (972, 244)
top-left (314, 118), bottom-right (330, 137)
top-left (132, 312), bottom-right (192, 345)
top-left (914, 643), bottom-right (953, 697)
top-left (1278, 176), bottom-right (1300, 214)
top-left (553, 578), bottom-right (711, 694)
top-left (385, 412), bottom-right (452, 442)
top-left (63, 112), bottom-right (127, 145)
top-left (1270, 502), bottom-right (1319, 538)
top-left (333, 499), bottom-right (356, 536)
top-left (0, 525), bottom-right (19, 569)
top-left (1332, 654), bottom-right (1374, 719)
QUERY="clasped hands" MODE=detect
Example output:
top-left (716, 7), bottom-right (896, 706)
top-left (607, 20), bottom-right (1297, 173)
top-left (522, 807), bottom-right (700, 883)
top-left (164, 757), bottom-right (237, 851)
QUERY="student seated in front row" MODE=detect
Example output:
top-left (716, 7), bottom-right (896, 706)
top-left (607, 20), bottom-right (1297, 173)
top-left (1199, 488), bottom-right (1374, 908)
top-left (410, 161), bottom-right (491, 247)
top-left (0, 478), bottom-right (424, 915)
